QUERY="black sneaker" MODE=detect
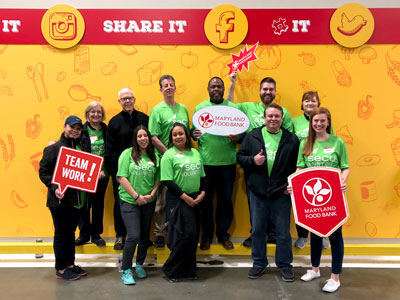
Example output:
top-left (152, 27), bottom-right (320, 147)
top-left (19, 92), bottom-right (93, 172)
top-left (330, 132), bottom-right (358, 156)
top-left (154, 236), bottom-right (165, 248)
top-left (92, 237), bottom-right (106, 247)
top-left (70, 265), bottom-right (87, 276)
top-left (75, 236), bottom-right (90, 246)
top-left (248, 266), bottom-right (266, 279)
top-left (280, 268), bottom-right (294, 282)
top-left (56, 268), bottom-right (80, 281)
top-left (114, 236), bottom-right (125, 250)
top-left (242, 236), bottom-right (252, 248)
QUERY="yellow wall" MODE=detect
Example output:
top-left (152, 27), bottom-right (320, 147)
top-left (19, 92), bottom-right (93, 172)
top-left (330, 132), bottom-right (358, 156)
top-left (0, 43), bottom-right (399, 238)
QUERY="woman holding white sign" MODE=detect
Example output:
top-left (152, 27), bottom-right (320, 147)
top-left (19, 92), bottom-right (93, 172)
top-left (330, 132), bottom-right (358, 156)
top-left (39, 115), bottom-right (91, 281)
top-left (117, 125), bottom-right (159, 285)
top-left (294, 107), bottom-right (349, 293)
top-left (161, 123), bottom-right (205, 282)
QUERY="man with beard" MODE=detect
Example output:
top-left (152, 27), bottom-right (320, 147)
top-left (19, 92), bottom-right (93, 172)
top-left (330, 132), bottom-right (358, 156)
top-left (192, 77), bottom-right (242, 250)
top-left (149, 74), bottom-right (190, 248)
top-left (227, 73), bottom-right (294, 248)
top-left (105, 87), bottom-right (149, 250)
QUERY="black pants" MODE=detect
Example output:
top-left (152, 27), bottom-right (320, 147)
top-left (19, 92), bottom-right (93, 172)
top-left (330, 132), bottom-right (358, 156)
top-left (111, 174), bottom-right (127, 237)
top-left (120, 200), bottom-right (156, 270)
top-left (296, 224), bottom-right (309, 238)
top-left (200, 164), bottom-right (235, 242)
top-left (49, 206), bottom-right (80, 270)
top-left (163, 190), bottom-right (199, 279)
top-left (78, 177), bottom-right (109, 239)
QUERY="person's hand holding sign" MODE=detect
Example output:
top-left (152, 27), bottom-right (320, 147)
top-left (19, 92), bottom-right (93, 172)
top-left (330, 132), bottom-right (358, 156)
top-left (227, 134), bottom-right (240, 143)
top-left (254, 149), bottom-right (265, 165)
top-left (55, 188), bottom-right (64, 199)
top-left (192, 128), bottom-right (203, 140)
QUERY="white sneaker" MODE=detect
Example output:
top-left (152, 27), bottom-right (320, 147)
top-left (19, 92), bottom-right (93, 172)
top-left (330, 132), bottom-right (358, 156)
top-left (322, 237), bottom-right (330, 249)
top-left (322, 279), bottom-right (340, 292)
top-left (301, 269), bottom-right (320, 282)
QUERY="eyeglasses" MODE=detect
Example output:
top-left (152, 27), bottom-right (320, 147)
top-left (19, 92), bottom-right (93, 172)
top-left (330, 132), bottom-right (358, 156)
top-left (119, 96), bottom-right (135, 102)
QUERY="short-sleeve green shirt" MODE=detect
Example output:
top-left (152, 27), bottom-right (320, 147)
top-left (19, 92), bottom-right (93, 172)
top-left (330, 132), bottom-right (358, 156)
top-left (87, 125), bottom-right (107, 175)
top-left (193, 100), bottom-right (239, 165)
top-left (237, 102), bottom-right (294, 132)
top-left (296, 135), bottom-right (349, 169)
top-left (117, 148), bottom-right (159, 205)
top-left (149, 101), bottom-right (189, 148)
top-left (293, 114), bottom-right (334, 141)
top-left (161, 147), bottom-right (205, 194)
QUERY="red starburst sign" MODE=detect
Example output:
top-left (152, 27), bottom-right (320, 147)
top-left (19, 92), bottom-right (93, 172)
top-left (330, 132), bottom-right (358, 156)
top-left (288, 167), bottom-right (349, 237)
top-left (226, 42), bottom-right (259, 74)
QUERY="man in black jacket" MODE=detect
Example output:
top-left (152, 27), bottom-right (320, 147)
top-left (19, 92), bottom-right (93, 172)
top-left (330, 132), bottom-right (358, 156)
top-left (237, 103), bottom-right (299, 282)
top-left (105, 87), bottom-right (149, 250)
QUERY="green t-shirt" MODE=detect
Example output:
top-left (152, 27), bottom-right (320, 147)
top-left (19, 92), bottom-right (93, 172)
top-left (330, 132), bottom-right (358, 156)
top-left (293, 114), bottom-right (335, 141)
top-left (261, 127), bottom-right (282, 176)
top-left (117, 148), bottom-right (159, 205)
top-left (297, 135), bottom-right (349, 169)
top-left (161, 146), bottom-right (205, 194)
top-left (87, 125), bottom-right (107, 176)
top-left (237, 102), bottom-right (294, 132)
top-left (193, 100), bottom-right (238, 165)
top-left (73, 144), bottom-right (86, 209)
top-left (149, 101), bottom-right (189, 149)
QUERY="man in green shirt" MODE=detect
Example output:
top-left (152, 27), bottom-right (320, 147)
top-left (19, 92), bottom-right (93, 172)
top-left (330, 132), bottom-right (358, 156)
top-left (227, 72), bottom-right (294, 247)
top-left (193, 77), bottom-right (242, 250)
top-left (149, 75), bottom-right (190, 248)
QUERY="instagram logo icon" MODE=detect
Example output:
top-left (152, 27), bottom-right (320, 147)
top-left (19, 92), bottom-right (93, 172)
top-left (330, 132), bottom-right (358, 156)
top-left (49, 12), bottom-right (77, 40)
top-left (41, 4), bottom-right (85, 49)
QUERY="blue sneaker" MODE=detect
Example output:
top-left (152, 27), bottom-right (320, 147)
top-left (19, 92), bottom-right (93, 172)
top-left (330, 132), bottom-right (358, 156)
top-left (121, 269), bottom-right (135, 285)
top-left (135, 264), bottom-right (147, 279)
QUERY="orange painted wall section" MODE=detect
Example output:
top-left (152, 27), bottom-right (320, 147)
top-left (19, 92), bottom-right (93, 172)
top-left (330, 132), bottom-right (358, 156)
top-left (0, 43), bottom-right (399, 238)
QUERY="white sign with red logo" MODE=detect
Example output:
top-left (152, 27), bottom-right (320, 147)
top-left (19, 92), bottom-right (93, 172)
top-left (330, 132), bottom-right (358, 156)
top-left (51, 146), bottom-right (104, 195)
top-left (288, 167), bottom-right (349, 237)
top-left (192, 105), bottom-right (250, 136)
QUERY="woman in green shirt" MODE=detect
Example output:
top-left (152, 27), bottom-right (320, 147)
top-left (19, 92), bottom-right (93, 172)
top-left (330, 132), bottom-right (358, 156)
top-left (292, 91), bottom-right (331, 249)
top-left (117, 125), bottom-right (160, 285)
top-left (295, 107), bottom-right (350, 293)
top-left (161, 123), bottom-right (206, 282)
top-left (75, 101), bottom-right (109, 247)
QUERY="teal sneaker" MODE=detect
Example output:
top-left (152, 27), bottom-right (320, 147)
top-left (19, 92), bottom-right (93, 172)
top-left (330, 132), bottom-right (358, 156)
top-left (135, 264), bottom-right (147, 279)
top-left (121, 269), bottom-right (135, 285)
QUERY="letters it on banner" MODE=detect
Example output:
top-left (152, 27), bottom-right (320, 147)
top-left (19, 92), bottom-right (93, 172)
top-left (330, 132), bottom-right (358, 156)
top-left (288, 167), bottom-right (349, 237)
top-left (51, 146), bottom-right (103, 195)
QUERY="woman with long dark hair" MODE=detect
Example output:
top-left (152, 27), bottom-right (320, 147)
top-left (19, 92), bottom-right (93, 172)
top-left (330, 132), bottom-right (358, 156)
top-left (161, 123), bottom-right (206, 282)
top-left (117, 125), bottom-right (159, 285)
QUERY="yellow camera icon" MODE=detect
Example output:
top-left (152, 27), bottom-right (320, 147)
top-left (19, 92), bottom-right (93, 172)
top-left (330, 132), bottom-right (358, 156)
top-left (49, 12), bottom-right (77, 40)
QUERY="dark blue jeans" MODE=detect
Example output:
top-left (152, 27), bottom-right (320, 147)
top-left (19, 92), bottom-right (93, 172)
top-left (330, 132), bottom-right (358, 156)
top-left (249, 190), bottom-right (293, 269)
top-left (311, 226), bottom-right (344, 274)
top-left (199, 164), bottom-right (235, 242)
top-left (111, 174), bottom-right (127, 238)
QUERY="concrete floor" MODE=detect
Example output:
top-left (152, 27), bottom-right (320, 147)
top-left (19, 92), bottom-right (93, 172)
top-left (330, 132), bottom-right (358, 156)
top-left (1, 266), bottom-right (399, 300)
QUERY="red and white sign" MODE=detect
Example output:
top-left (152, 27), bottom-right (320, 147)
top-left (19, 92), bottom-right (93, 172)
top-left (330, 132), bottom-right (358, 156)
top-left (227, 43), bottom-right (259, 74)
top-left (1, 8), bottom-right (400, 44)
top-left (51, 146), bottom-right (103, 195)
top-left (288, 167), bottom-right (349, 237)
top-left (192, 105), bottom-right (249, 136)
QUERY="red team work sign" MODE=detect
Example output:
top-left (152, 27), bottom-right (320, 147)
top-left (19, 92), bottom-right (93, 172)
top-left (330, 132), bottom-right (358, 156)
top-left (288, 167), bottom-right (349, 237)
top-left (51, 147), bottom-right (104, 195)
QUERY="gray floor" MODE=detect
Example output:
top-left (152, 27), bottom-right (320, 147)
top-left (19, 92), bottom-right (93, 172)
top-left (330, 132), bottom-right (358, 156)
top-left (1, 267), bottom-right (400, 300)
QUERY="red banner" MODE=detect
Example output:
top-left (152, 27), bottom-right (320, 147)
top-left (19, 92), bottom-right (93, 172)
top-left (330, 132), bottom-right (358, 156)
top-left (0, 8), bottom-right (400, 44)
top-left (288, 167), bottom-right (349, 237)
top-left (51, 146), bottom-right (103, 195)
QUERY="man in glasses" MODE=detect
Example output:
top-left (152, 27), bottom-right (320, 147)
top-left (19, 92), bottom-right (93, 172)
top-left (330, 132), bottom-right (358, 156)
top-left (105, 87), bottom-right (149, 250)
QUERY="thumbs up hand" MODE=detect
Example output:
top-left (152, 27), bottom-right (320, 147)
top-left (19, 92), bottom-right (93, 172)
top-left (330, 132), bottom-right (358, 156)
top-left (254, 149), bottom-right (265, 166)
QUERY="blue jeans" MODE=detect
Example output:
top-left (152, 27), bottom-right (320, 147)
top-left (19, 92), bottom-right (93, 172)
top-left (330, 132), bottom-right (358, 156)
top-left (249, 190), bottom-right (293, 269)
top-left (311, 226), bottom-right (344, 274)
top-left (199, 164), bottom-right (235, 242)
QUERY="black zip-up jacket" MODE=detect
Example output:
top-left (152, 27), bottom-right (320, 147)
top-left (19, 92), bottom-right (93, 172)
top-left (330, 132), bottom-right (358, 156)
top-left (39, 134), bottom-right (91, 207)
top-left (105, 110), bottom-right (149, 176)
top-left (237, 126), bottom-right (299, 200)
